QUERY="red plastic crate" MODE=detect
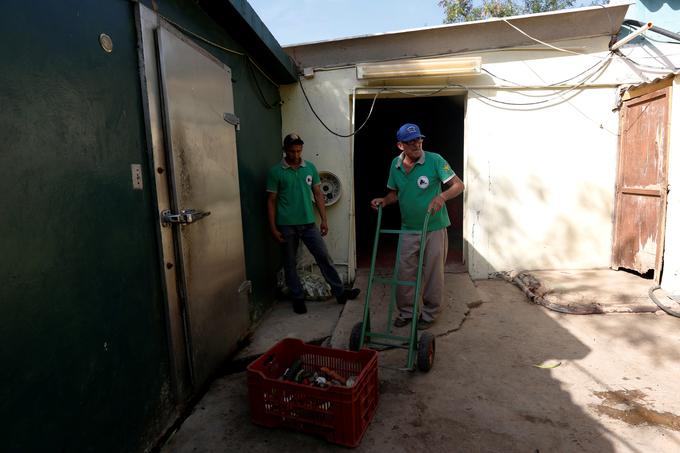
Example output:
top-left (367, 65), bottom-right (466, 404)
top-left (247, 338), bottom-right (379, 447)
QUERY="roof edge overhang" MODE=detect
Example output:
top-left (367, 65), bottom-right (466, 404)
top-left (621, 71), bottom-right (679, 102)
top-left (197, 0), bottom-right (298, 83)
top-left (284, 3), bottom-right (632, 70)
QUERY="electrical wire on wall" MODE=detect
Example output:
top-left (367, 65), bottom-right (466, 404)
top-left (615, 49), bottom-right (680, 72)
top-left (298, 39), bottom-right (620, 135)
top-left (299, 55), bottom-right (616, 138)
top-left (295, 15), bottom-right (632, 137)
top-left (246, 58), bottom-right (282, 109)
top-left (504, 14), bottom-right (680, 75)
top-left (476, 57), bottom-right (613, 106)
top-left (158, 14), bottom-right (283, 109)
top-left (297, 78), bottom-right (383, 138)
top-left (610, 20), bottom-right (680, 72)
top-left (502, 18), bottom-right (612, 61)
top-left (482, 56), bottom-right (610, 90)
top-left (477, 55), bottom-right (620, 135)
top-left (295, 12), bottom-right (675, 138)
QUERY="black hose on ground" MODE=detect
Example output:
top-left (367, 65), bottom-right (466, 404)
top-left (648, 285), bottom-right (680, 318)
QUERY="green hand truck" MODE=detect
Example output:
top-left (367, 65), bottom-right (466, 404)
top-left (348, 204), bottom-right (435, 372)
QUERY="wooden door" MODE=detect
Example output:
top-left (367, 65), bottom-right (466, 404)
top-left (612, 84), bottom-right (670, 281)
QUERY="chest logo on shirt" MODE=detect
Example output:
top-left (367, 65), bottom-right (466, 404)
top-left (305, 175), bottom-right (313, 185)
top-left (417, 176), bottom-right (429, 189)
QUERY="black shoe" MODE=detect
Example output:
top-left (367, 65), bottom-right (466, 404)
top-left (293, 299), bottom-right (307, 314)
top-left (393, 317), bottom-right (411, 328)
top-left (336, 287), bottom-right (361, 304)
top-left (417, 318), bottom-right (434, 330)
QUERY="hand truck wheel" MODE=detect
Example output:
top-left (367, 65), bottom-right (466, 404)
top-left (349, 321), bottom-right (364, 351)
top-left (417, 331), bottom-right (435, 372)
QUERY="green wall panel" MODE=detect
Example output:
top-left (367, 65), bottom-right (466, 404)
top-left (1, 0), bottom-right (292, 451)
top-left (0, 1), bottom-right (173, 451)
top-left (0, 0), bottom-right (291, 450)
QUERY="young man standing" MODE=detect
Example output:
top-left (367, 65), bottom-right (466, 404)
top-left (267, 133), bottom-right (360, 314)
top-left (371, 124), bottom-right (464, 329)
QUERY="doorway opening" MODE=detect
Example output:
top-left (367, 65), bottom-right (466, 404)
top-left (353, 94), bottom-right (466, 271)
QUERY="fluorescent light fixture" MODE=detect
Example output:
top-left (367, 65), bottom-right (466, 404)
top-left (356, 56), bottom-right (482, 80)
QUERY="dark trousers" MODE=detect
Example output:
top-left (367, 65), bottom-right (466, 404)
top-left (279, 224), bottom-right (344, 301)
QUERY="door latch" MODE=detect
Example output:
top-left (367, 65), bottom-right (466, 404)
top-left (161, 208), bottom-right (211, 226)
top-left (223, 112), bottom-right (240, 130)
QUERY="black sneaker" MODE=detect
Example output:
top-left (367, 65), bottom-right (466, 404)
top-left (417, 318), bottom-right (434, 330)
top-left (293, 299), bottom-right (307, 314)
top-left (336, 288), bottom-right (361, 304)
top-left (393, 317), bottom-right (411, 328)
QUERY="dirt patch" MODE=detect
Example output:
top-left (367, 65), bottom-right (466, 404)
top-left (591, 389), bottom-right (680, 431)
top-left (521, 413), bottom-right (569, 429)
top-left (380, 379), bottom-right (415, 396)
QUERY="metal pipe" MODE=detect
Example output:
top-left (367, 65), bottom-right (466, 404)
top-left (610, 22), bottom-right (653, 51)
top-left (623, 19), bottom-right (680, 43)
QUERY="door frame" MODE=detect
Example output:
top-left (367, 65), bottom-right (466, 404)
top-left (350, 86), bottom-right (468, 270)
top-left (135, 4), bottom-right (192, 404)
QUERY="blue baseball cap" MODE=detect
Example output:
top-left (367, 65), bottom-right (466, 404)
top-left (396, 123), bottom-right (425, 142)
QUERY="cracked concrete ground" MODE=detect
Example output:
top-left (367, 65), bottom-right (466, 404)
top-left (163, 272), bottom-right (680, 452)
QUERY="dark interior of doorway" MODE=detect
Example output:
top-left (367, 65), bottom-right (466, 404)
top-left (353, 95), bottom-right (465, 270)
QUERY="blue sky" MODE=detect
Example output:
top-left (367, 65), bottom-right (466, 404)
top-left (248, 0), bottom-right (598, 46)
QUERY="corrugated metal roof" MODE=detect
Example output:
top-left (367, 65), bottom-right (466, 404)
top-left (285, 4), bottom-right (631, 70)
top-left (628, 71), bottom-right (680, 90)
top-left (617, 71), bottom-right (679, 107)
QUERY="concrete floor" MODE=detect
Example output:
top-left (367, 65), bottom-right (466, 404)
top-left (513, 269), bottom-right (669, 314)
top-left (163, 270), bottom-right (680, 452)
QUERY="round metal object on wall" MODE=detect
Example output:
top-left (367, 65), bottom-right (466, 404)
top-left (99, 33), bottom-right (113, 53)
top-left (318, 171), bottom-right (342, 206)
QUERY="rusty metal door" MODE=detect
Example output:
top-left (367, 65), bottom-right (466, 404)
top-left (612, 85), bottom-right (670, 280)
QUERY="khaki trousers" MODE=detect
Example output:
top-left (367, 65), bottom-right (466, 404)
top-left (396, 228), bottom-right (448, 322)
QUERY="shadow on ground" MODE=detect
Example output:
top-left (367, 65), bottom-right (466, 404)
top-left (163, 273), bottom-right (680, 452)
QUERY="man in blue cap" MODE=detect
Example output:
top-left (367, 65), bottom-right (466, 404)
top-left (370, 123), bottom-right (464, 329)
top-left (267, 133), bottom-right (360, 314)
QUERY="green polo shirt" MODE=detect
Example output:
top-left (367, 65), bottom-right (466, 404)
top-left (266, 159), bottom-right (320, 225)
top-left (387, 151), bottom-right (456, 232)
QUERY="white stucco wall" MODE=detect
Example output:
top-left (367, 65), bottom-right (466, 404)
top-left (281, 35), bottom-right (678, 281)
top-left (456, 40), bottom-right (627, 278)
top-left (281, 69), bottom-right (357, 281)
top-left (465, 85), bottom-right (619, 278)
